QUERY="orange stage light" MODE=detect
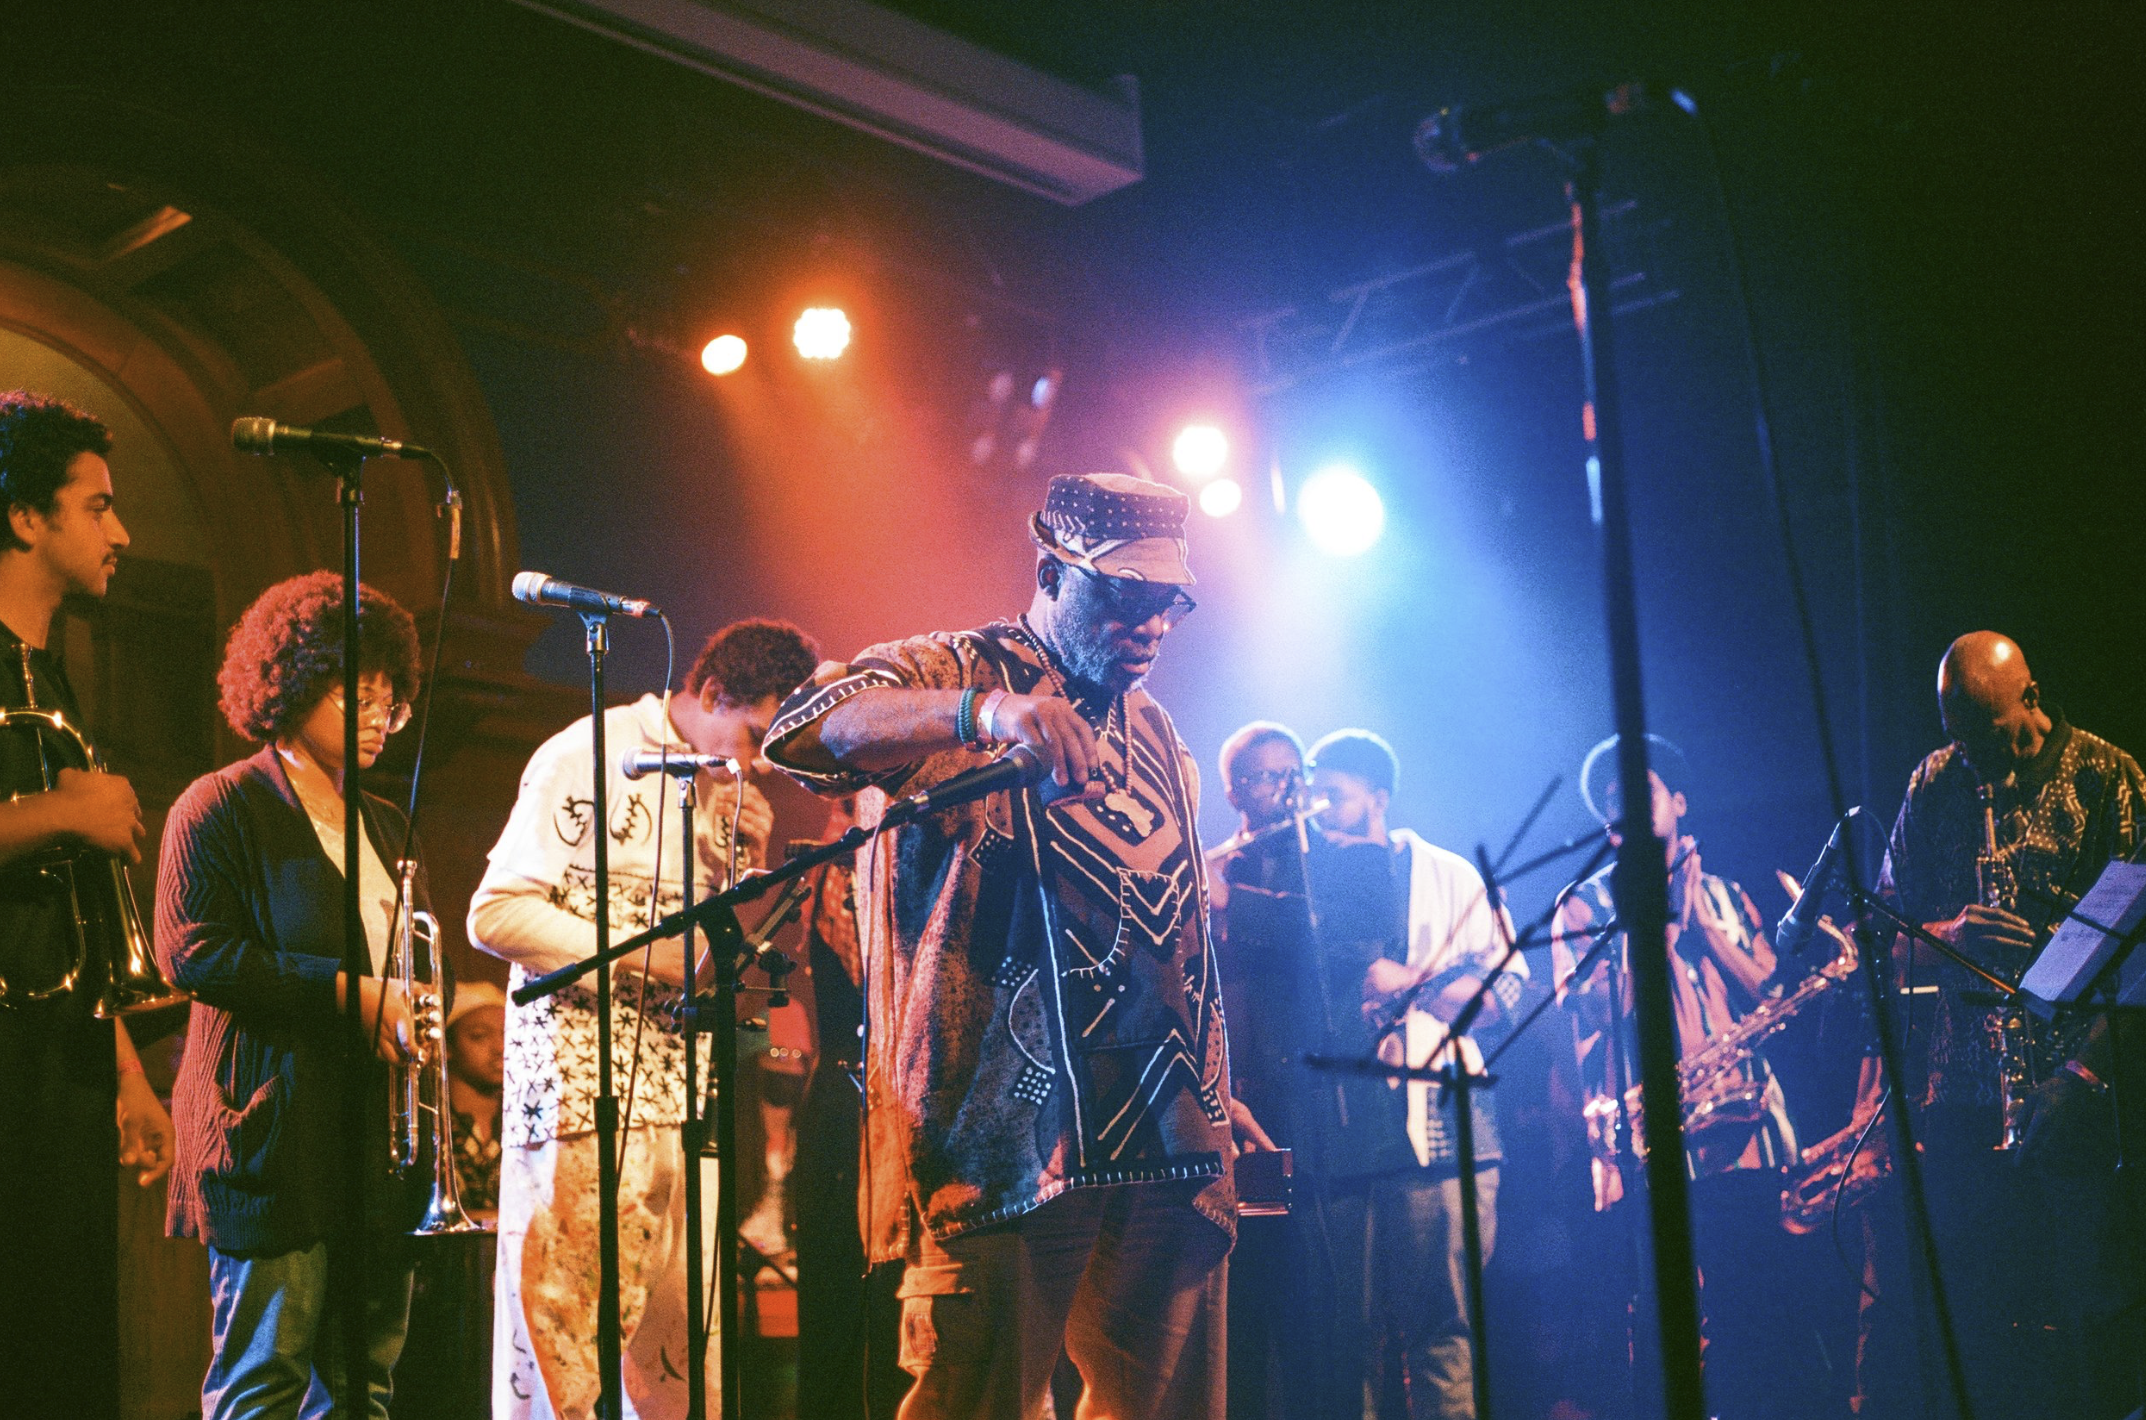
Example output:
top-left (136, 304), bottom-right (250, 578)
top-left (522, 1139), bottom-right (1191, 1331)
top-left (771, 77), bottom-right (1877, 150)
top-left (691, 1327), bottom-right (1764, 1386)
top-left (701, 334), bottom-right (748, 375)
top-left (793, 307), bottom-right (852, 360)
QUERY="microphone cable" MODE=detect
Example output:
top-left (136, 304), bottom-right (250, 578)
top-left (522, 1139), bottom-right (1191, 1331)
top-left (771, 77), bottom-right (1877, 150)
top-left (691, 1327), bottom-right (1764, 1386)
top-left (374, 453), bottom-right (460, 1061)
top-left (620, 614), bottom-right (678, 1147)
top-left (1680, 92), bottom-right (1974, 1420)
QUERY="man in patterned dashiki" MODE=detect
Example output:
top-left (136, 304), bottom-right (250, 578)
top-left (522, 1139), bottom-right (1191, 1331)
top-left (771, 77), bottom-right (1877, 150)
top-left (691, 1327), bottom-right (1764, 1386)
top-left (765, 472), bottom-right (1267, 1420)
top-left (1857, 631), bottom-right (2145, 1420)
top-left (470, 619), bottom-right (820, 1420)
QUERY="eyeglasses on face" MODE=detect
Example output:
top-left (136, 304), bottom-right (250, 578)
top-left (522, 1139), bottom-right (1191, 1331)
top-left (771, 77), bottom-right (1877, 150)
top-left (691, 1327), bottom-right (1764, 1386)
top-left (1231, 767), bottom-right (1301, 791)
top-left (329, 688), bottom-right (413, 735)
top-left (1070, 563), bottom-right (1196, 627)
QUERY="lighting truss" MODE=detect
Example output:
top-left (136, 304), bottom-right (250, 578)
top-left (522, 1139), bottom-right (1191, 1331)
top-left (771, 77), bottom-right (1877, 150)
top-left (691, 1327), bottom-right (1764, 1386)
top-left (1237, 200), bottom-right (1678, 396)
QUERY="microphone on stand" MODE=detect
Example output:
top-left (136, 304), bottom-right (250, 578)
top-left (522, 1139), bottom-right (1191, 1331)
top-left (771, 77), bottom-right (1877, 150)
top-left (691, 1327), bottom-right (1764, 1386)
top-left (231, 416), bottom-right (430, 459)
top-left (621, 750), bottom-right (739, 781)
top-left (512, 571), bottom-right (661, 620)
top-left (1776, 808), bottom-right (1865, 955)
top-left (1413, 79), bottom-right (1690, 174)
top-left (880, 744), bottom-right (1067, 826)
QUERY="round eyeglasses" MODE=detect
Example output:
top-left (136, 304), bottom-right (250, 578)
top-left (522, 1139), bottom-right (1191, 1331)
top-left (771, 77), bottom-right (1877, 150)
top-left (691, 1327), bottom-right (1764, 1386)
top-left (330, 688), bottom-right (413, 735)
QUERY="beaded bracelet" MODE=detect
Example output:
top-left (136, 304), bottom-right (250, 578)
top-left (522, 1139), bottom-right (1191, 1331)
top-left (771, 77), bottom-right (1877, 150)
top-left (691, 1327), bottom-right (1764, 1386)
top-left (956, 686), bottom-right (982, 747)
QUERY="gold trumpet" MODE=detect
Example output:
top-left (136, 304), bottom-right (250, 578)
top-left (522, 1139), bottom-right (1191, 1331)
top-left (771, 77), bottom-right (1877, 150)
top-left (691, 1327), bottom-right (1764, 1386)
top-left (0, 646), bottom-right (185, 1017)
top-left (384, 856), bottom-right (490, 1235)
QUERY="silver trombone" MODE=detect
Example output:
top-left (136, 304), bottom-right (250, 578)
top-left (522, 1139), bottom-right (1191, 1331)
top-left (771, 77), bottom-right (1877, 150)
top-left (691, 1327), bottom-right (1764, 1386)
top-left (385, 856), bottom-right (490, 1235)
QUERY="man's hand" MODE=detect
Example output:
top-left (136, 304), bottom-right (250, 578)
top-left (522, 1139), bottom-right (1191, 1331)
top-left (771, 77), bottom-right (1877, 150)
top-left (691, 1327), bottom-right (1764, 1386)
top-left (616, 939), bottom-right (697, 990)
top-left (1933, 903), bottom-right (2036, 957)
top-left (53, 766), bottom-right (144, 864)
top-left (116, 1071), bottom-right (174, 1187)
top-left (709, 776), bottom-right (775, 867)
top-left (2015, 1068), bottom-right (2114, 1175)
top-left (339, 975), bottom-right (418, 1064)
top-left (990, 695), bottom-right (1100, 789)
top-left (1226, 1095), bottom-right (1278, 1157)
top-left (1361, 957), bottom-right (1415, 1002)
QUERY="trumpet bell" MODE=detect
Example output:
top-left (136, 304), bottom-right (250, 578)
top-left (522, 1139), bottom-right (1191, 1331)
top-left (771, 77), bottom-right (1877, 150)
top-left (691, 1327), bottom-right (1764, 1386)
top-left (413, 1184), bottom-right (493, 1237)
top-left (96, 866), bottom-right (188, 1018)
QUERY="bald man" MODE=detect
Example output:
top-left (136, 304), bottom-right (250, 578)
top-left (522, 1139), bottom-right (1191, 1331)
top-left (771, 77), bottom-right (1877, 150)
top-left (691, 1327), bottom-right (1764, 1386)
top-left (1859, 631), bottom-right (2144, 1419)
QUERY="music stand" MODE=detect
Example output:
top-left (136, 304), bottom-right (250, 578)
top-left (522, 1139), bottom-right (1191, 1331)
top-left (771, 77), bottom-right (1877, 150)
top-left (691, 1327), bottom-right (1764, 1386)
top-left (2020, 862), bottom-right (2146, 1017)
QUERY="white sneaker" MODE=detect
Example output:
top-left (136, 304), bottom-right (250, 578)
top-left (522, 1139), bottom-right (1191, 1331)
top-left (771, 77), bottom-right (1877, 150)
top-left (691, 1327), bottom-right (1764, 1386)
top-left (738, 1178), bottom-right (790, 1260)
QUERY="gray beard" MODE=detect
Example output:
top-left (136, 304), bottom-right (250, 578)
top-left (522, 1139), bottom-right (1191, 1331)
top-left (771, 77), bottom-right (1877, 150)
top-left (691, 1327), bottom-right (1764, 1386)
top-left (1032, 611), bottom-right (1141, 700)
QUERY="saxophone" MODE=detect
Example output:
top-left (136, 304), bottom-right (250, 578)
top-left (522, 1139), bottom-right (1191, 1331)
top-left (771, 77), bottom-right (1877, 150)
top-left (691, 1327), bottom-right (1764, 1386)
top-left (1609, 914), bottom-right (1860, 1165)
top-left (1782, 1116), bottom-right (1891, 1234)
top-left (1978, 782), bottom-right (2037, 1153)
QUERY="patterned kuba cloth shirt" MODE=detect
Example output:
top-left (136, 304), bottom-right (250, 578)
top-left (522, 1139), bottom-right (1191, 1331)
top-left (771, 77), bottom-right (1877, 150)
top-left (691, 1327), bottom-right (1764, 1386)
top-left (766, 620), bottom-right (1236, 1263)
top-left (1880, 717), bottom-right (2145, 1108)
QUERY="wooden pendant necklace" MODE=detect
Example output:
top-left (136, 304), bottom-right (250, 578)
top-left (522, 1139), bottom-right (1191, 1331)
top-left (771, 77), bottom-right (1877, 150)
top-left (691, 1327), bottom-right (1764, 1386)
top-left (1009, 618), bottom-right (1156, 840)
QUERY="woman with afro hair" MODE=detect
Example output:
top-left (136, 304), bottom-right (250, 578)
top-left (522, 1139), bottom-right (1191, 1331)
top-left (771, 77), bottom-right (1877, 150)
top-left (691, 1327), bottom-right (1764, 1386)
top-left (155, 570), bottom-right (436, 1420)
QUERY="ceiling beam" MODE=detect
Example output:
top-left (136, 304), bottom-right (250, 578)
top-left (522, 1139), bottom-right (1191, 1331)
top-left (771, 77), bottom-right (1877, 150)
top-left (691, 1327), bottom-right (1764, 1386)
top-left (511, 0), bottom-right (1144, 205)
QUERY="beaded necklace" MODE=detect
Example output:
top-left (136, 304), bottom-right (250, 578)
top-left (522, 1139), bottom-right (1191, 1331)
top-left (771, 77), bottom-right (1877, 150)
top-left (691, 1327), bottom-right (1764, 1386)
top-left (1008, 617), bottom-right (1157, 839)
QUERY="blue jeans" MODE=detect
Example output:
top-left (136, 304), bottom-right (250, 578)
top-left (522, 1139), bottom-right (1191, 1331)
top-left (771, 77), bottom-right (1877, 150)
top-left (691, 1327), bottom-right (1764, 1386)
top-left (204, 1241), bottom-right (414, 1420)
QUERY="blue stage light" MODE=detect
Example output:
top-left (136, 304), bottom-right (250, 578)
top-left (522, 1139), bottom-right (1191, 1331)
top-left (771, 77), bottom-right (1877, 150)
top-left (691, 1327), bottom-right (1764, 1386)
top-left (1297, 465), bottom-right (1385, 555)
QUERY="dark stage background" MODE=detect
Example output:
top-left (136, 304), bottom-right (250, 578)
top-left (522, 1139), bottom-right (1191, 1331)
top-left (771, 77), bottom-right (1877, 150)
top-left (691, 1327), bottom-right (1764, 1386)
top-left (8, 0), bottom-right (2142, 1415)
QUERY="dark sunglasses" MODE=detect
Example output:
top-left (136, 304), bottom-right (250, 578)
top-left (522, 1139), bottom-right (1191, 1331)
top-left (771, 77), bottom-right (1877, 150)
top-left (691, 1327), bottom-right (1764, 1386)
top-left (1068, 563), bottom-right (1196, 627)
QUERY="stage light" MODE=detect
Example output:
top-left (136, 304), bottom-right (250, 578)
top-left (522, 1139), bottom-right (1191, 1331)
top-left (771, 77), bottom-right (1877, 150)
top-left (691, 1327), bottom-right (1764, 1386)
top-left (793, 307), bottom-right (852, 360)
top-left (700, 334), bottom-right (748, 375)
top-left (1198, 477), bottom-right (1243, 518)
top-left (1297, 465), bottom-right (1385, 556)
top-left (1172, 423), bottom-right (1228, 481)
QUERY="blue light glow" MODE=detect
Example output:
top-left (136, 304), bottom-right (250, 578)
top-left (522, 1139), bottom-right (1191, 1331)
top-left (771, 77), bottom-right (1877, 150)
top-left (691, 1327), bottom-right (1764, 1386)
top-left (1297, 464), bottom-right (1386, 556)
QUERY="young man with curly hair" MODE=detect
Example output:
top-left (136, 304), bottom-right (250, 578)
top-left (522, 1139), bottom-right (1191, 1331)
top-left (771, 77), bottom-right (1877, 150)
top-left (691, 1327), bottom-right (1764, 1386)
top-left (0, 390), bottom-right (174, 1420)
top-left (156, 570), bottom-right (432, 1420)
top-left (471, 616), bottom-right (820, 1420)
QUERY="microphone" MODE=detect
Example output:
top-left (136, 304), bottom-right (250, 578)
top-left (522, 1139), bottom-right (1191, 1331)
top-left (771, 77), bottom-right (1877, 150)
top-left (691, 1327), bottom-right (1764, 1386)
top-left (621, 749), bottom-right (738, 781)
top-left (1776, 808), bottom-right (1865, 955)
top-left (881, 744), bottom-right (1061, 825)
top-left (231, 416), bottom-right (430, 459)
top-left (1413, 80), bottom-right (1687, 174)
top-left (512, 571), bottom-right (660, 620)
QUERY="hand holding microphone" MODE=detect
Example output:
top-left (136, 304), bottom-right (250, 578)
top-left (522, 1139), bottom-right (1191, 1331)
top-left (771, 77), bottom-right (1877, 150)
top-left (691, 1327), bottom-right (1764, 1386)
top-left (975, 693), bottom-right (1101, 790)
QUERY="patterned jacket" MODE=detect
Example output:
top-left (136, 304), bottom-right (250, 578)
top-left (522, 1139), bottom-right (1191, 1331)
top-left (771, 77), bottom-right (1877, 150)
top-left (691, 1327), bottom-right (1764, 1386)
top-left (766, 621), bottom-right (1235, 1264)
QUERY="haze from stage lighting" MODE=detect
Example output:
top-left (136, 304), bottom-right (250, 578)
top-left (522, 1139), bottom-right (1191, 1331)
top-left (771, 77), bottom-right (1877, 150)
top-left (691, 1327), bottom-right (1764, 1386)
top-left (793, 307), bottom-right (852, 360)
top-left (1198, 477), bottom-right (1243, 517)
top-left (1172, 423), bottom-right (1229, 481)
top-left (1297, 464), bottom-right (1385, 555)
top-left (701, 334), bottom-right (747, 375)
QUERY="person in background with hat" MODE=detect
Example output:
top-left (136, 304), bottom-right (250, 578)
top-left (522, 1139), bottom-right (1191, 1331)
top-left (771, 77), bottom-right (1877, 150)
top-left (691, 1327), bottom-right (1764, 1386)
top-left (444, 980), bottom-right (506, 1220)
top-left (393, 979), bottom-right (508, 1419)
top-left (1550, 735), bottom-right (1813, 1420)
top-left (765, 471), bottom-right (1267, 1420)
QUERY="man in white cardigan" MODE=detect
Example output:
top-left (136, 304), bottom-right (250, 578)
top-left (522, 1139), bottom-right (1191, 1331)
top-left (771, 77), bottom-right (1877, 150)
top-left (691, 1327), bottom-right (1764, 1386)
top-left (1300, 728), bottom-right (1523, 1420)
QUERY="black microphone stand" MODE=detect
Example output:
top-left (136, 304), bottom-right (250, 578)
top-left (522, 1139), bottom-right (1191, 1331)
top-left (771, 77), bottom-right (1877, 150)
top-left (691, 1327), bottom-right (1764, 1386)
top-left (673, 771), bottom-right (712, 1420)
top-left (312, 443), bottom-right (373, 1420)
top-left (1570, 143), bottom-right (1709, 1420)
top-left (579, 613), bottom-right (628, 1420)
top-left (261, 434), bottom-right (459, 1419)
